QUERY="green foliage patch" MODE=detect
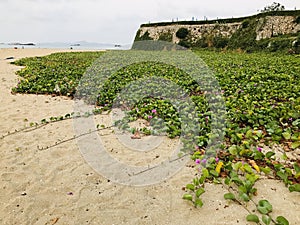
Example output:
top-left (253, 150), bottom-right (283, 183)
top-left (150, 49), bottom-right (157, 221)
top-left (12, 51), bottom-right (105, 96)
top-left (134, 30), bottom-right (153, 41)
top-left (158, 32), bottom-right (173, 42)
top-left (12, 50), bottom-right (300, 151)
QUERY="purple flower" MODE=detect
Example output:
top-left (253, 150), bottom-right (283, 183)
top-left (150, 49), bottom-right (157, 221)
top-left (151, 109), bottom-right (157, 114)
top-left (257, 147), bottom-right (262, 152)
top-left (289, 118), bottom-right (293, 121)
top-left (215, 157), bottom-right (219, 163)
top-left (148, 115), bottom-right (153, 119)
top-left (195, 159), bottom-right (201, 164)
top-left (254, 83), bottom-right (257, 86)
top-left (201, 159), bottom-right (207, 164)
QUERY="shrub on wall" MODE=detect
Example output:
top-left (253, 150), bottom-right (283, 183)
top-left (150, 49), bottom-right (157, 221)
top-left (213, 36), bottom-right (229, 48)
top-left (228, 19), bottom-right (258, 52)
top-left (194, 37), bottom-right (209, 48)
top-left (158, 32), bottom-right (173, 42)
top-left (178, 39), bottom-right (191, 48)
top-left (134, 30), bottom-right (142, 41)
top-left (176, 28), bottom-right (189, 39)
top-left (134, 30), bottom-right (153, 41)
top-left (241, 19), bottom-right (250, 28)
top-left (267, 38), bottom-right (292, 52)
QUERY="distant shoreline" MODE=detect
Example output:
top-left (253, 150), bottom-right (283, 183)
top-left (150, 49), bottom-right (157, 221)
top-left (0, 42), bottom-right (131, 50)
top-left (8, 42), bottom-right (36, 46)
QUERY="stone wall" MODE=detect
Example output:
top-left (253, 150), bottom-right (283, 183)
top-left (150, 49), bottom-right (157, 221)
top-left (136, 15), bottom-right (300, 44)
top-left (256, 16), bottom-right (300, 40)
top-left (138, 23), bottom-right (242, 44)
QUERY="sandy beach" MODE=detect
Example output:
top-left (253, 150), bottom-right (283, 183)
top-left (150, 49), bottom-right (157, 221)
top-left (0, 48), bottom-right (299, 225)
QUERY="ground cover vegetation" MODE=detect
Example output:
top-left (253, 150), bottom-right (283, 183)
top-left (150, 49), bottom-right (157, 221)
top-left (9, 50), bottom-right (300, 224)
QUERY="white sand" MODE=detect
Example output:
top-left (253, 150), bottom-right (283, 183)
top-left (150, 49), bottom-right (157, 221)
top-left (0, 48), bottom-right (299, 225)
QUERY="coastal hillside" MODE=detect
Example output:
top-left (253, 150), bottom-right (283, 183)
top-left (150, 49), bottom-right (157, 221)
top-left (135, 10), bottom-right (300, 52)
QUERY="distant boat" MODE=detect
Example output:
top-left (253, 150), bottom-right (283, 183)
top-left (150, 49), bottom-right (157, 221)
top-left (70, 43), bottom-right (81, 46)
top-left (114, 44), bottom-right (121, 47)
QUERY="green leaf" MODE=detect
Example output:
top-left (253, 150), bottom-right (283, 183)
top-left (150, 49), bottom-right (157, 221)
top-left (294, 163), bottom-right (300, 173)
top-left (224, 177), bottom-right (230, 185)
top-left (213, 178), bottom-right (221, 184)
top-left (224, 193), bottom-right (236, 200)
top-left (275, 216), bottom-right (289, 225)
top-left (182, 194), bottom-right (193, 201)
top-left (232, 162), bottom-right (242, 171)
top-left (194, 198), bottom-right (204, 207)
top-left (193, 178), bottom-right (199, 186)
top-left (243, 163), bottom-right (254, 174)
top-left (237, 133), bottom-right (244, 140)
top-left (209, 170), bottom-right (219, 177)
top-left (196, 188), bottom-right (205, 197)
top-left (257, 200), bottom-right (273, 215)
top-left (282, 131), bottom-right (291, 140)
top-left (281, 153), bottom-right (288, 160)
top-left (231, 176), bottom-right (243, 186)
top-left (292, 119), bottom-right (300, 126)
top-left (288, 184), bottom-right (300, 192)
top-left (246, 214), bottom-right (259, 223)
top-left (245, 129), bottom-right (253, 139)
top-left (186, 184), bottom-right (195, 191)
top-left (260, 166), bottom-right (271, 175)
top-left (291, 134), bottom-right (300, 141)
top-left (265, 151), bottom-right (275, 159)
top-left (202, 168), bottom-right (209, 178)
top-left (199, 175), bottom-right (206, 184)
top-left (239, 193), bottom-right (250, 202)
top-left (276, 171), bottom-right (288, 184)
top-left (245, 173), bottom-right (259, 183)
top-left (256, 130), bottom-right (263, 138)
top-left (228, 145), bottom-right (238, 156)
top-left (262, 215), bottom-right (271, 225)
top-left (291, 141), bottom-right (300, 149)
top-left (199, 168), bottom-right (209, 184)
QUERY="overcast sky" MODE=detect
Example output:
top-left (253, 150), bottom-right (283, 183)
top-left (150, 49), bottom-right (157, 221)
top-left (1, 0), bottom-right (299, 44)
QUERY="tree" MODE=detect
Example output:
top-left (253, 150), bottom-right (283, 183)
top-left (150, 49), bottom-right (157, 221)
top-left (261, 2), bottom-right (285, 12)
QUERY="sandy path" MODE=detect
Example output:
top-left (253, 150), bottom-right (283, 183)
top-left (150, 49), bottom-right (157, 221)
top-left (0, 48), bottom-right (299, 225)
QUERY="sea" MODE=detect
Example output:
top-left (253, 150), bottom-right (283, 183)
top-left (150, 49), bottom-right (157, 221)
top-left (0, 41), bottom-right (132, 50)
